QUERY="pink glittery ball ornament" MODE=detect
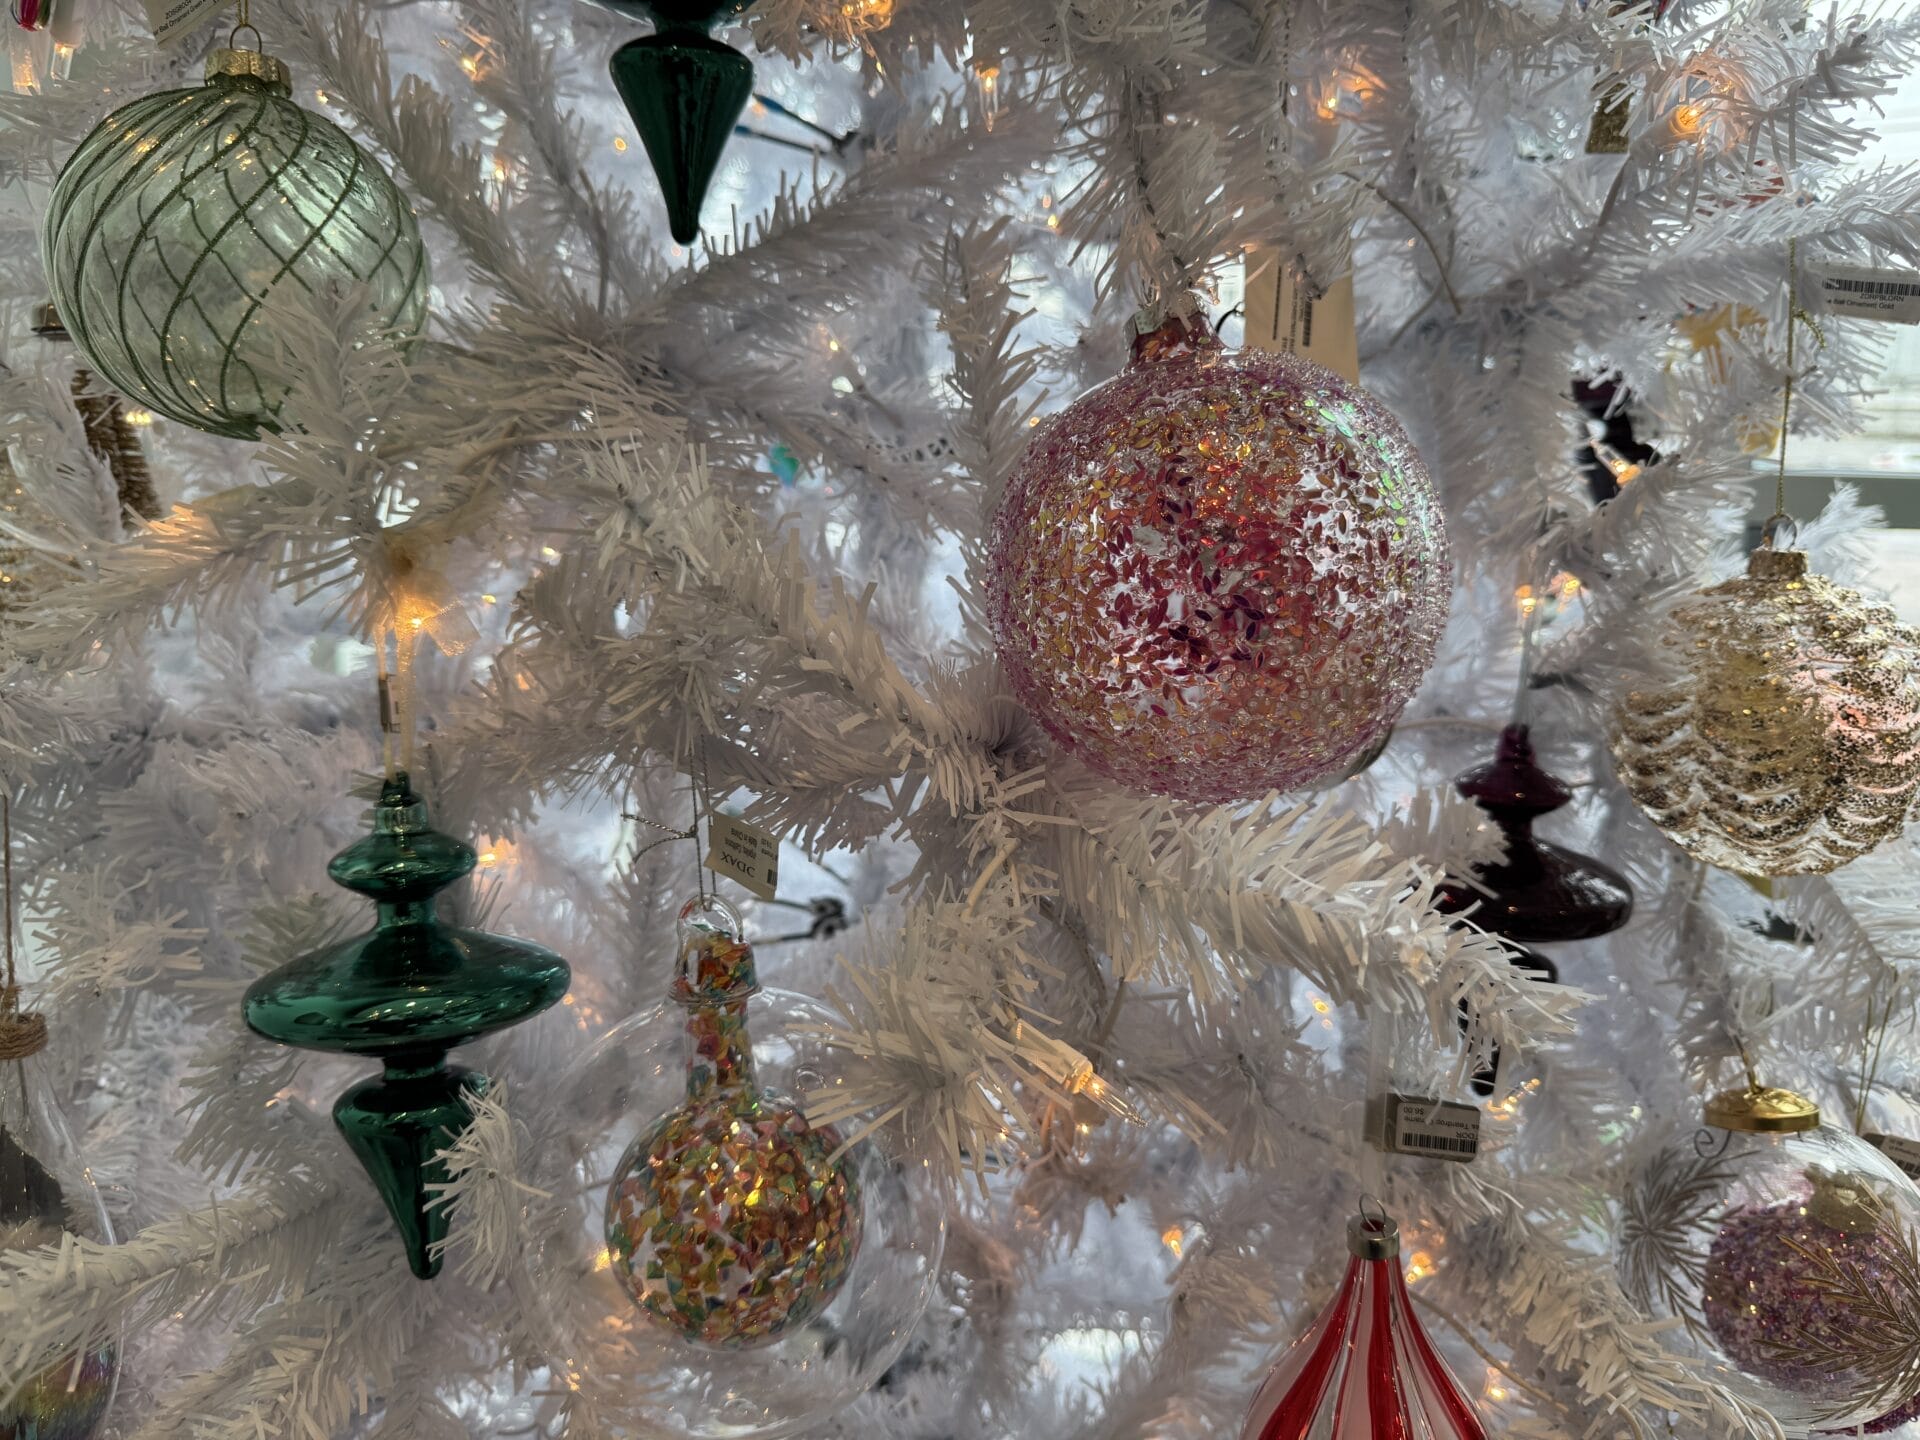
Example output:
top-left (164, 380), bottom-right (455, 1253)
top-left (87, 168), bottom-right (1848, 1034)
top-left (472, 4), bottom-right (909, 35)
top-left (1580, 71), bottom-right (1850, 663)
top-left (985, 309), bottom-right (1451, 801)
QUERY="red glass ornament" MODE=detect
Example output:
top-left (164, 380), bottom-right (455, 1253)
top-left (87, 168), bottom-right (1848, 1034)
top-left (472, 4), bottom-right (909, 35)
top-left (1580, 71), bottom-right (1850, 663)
top-left (1242, 1208), bottom-right (1487, 1440)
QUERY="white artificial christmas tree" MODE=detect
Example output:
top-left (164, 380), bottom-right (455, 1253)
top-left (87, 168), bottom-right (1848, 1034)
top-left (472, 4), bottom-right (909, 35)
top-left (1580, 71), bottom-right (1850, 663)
top-left (2, 1), bottom-right (1920, 1437)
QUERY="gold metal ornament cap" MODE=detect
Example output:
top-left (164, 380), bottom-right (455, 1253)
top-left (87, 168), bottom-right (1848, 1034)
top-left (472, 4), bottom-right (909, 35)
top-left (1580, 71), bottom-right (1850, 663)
top-left (30, 301), bottom-right (67, 339)
top-left (206, 46), bottom-right (292, 95)
top-left (1704, 1083), bottom-right (1820, 1134)
top-left (1748, 546), bottom-right (1810, 582)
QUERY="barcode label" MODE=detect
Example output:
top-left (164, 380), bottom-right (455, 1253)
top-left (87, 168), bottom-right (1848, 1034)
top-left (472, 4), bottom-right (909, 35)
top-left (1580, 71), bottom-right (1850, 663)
top-left (1866, 1132), bottom-right (1920, 1180)
top-left (1815, 265), bottom-right (1920, 323)
top-left (1244, 251), bottom-right (1360, 383)
top-left (1829, 277), bottom-right (1920, 296)
top-left (1382, 1093), bottom-right (1481, 1163)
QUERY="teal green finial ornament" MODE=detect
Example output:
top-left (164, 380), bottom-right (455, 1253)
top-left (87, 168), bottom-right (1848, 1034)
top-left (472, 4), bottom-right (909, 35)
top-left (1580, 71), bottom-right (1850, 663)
top-left (243, 775), bottom-right (570, 1278)
top-left (593, 1), bottom-right (758, 245)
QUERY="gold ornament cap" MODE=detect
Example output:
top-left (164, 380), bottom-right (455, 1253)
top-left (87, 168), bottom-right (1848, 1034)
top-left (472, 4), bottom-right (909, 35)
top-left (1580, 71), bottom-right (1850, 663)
top-left (207, 46), bottom-right (291, 95)
top-left (1748, 546), bottom-right (1810, 581)
top-left (1704, 1083), bottom-right (1820, 1134)
top-left (30, 301), bottom-right (67, 339)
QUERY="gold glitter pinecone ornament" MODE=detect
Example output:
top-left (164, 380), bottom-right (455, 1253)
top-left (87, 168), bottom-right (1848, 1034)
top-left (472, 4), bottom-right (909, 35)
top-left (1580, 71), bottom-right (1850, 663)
top-left (1612, 545), bottom-right (1920, 876)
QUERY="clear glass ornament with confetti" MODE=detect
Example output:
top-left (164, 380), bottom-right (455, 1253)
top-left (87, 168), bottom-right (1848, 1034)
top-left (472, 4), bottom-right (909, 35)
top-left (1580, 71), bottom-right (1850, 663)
top-left (523, 895), bottom-right (944, 1439)
top-left (984, 306), bottom-right (1451, 802)
top-left (1612, 543), bottom-right (1920, 877)
top-left (1617, 1082), bottom-right (1920, 1434)
top-left (0, 989), bottom-right (117, 1440)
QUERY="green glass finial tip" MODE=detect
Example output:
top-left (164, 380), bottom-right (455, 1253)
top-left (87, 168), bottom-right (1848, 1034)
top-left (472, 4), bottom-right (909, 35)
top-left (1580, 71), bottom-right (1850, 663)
top-left (606, 1), bottom-right (758, 245)
top-left (243, 774), bottom-right (570, 1278)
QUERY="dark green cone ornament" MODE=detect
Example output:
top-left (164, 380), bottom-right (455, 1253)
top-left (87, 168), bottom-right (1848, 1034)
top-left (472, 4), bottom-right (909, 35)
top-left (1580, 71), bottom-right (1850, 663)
top-left (243, 775), bottom-right (570, 1278)
top-left (598, 1), bottom-right (758, 244)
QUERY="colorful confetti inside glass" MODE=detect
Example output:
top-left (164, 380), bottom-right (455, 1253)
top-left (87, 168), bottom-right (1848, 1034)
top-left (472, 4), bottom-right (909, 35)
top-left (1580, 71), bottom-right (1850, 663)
top-left (0, 1069), bottom-right (118, 1440)
top-left (603, 897), bottom-right (862, 1349)
top-left (985, 310), bottom-right (1451, 801)
top-left (0, 1345), bottom-right (116, 1440)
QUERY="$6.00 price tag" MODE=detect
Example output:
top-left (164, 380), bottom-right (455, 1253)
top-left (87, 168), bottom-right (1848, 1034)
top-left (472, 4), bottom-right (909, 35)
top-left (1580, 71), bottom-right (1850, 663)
top-left (1377, 1093), bottom-right (1481, 1163)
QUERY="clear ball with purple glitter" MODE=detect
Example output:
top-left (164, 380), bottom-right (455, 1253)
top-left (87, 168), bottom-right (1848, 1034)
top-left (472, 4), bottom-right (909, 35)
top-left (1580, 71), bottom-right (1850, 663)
top-left (1619, 1121), bottom-right (1920, 1433)
top-left (983, 309), bottom-right (1451, 803)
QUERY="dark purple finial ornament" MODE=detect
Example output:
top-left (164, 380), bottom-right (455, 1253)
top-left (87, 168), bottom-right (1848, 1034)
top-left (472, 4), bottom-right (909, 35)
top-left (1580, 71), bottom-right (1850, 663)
top-left (1438, 723), bottom-right (1632, 1093)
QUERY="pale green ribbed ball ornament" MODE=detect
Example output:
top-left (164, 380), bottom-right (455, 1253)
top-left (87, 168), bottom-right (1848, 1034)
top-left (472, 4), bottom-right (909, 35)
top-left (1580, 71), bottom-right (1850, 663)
top-left (41, 44), bottom-right (429, 440)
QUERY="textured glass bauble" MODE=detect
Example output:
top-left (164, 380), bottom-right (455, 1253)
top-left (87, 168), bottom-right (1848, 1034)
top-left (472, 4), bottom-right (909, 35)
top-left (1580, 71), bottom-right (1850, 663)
top-left (523, 904), bottom-right (943, 1439)
top-left (0, 1047), bottom-right (117, 1440)
top-left (1612, 547), bottom-right (1920, 877)
top-left (984, 311), bottom-right (1451, 802)
top-left (1619, 1105), bottom-right (1920, 1433)
top-left (43, 62), bottom-right (429, 439)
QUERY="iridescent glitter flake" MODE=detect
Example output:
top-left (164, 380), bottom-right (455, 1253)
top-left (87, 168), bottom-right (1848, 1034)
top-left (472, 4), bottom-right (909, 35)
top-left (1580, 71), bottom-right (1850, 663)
top-left (985, 312), bottom-right (1451, 802)
top-left (1613, 547), bottom-right (1920, 876)
top-left (602, 898), bottom-right (862, 1349)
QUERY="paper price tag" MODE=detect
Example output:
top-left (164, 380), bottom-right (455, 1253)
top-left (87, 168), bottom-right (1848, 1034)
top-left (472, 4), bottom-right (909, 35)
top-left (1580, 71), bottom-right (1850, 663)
top-left (1244, 250), bottom-right (1360, 384)
top-left (1866, 1132), bottom-right (1920, 1181)
top-left (1376, 1093), bottom-right (1481, 1163)
top-left (1812, 264), bottom-right (1920, 324)
top-left (139, 0), bottom-right (224, 47)
top-left (703, 812), bottom-right (780, 901)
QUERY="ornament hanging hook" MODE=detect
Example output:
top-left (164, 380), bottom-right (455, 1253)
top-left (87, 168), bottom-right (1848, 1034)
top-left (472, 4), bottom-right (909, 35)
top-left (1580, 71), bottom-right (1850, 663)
top-left (229, 0), bottom-right (259, 54)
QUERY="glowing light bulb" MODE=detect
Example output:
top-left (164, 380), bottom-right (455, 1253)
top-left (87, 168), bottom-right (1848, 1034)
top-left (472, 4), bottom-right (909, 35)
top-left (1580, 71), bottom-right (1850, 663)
top-left (974, 62), bottom-right (1003, 131)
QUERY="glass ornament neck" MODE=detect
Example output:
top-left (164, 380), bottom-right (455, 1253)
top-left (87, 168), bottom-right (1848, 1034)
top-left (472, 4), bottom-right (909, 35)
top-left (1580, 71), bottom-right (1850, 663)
top-left (673, 903), bottom-right (761, 1101)
top-left (1128, 306), bottom-right (1217, 369)
top-left (326, 773), bottom-right (477, 923)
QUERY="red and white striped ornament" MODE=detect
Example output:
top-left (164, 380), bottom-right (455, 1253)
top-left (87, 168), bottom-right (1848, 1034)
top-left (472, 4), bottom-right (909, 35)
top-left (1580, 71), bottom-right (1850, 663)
top-left (1240, 1206), bottom-right (1487, 1440)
